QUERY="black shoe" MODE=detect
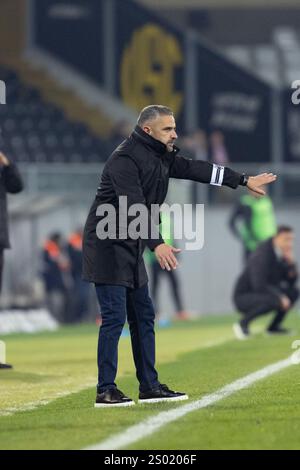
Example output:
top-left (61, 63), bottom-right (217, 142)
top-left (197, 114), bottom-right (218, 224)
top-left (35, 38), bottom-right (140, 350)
top-left (233, 322), bottom-right (250, 340)
top-left (0, 363), bottom-right (13, 370)
top-left (95, 388), bottom-right (135, 408)
top-left (138, 384), bottom-right (188, 404)
top-left (267, 327), bottom-right (294, 336)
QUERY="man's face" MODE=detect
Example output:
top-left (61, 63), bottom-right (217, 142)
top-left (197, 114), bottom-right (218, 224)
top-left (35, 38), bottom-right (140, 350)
top-left (143, 115), bottom-right (178, 152)
top-left (275, 232), bottom-right (294, 254)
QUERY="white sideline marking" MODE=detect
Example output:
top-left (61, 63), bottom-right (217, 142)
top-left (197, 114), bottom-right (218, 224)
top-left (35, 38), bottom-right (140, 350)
top-left (85, 357), bottom-right (294, 450)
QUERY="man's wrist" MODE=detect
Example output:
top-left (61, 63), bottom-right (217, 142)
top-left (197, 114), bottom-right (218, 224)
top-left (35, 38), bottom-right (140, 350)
top-left (239, 174), bottom-right (249, 187)
top-left (154, 243), bottom-right (165, 252)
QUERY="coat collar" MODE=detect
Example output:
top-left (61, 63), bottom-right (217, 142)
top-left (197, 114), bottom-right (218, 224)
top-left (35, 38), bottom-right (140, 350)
top-left (132, 125), bottom-right (180, 157)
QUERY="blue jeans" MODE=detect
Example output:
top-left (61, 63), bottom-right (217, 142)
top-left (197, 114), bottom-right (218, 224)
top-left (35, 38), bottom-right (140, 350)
top-left (95, 283), bottom-right (160, 393)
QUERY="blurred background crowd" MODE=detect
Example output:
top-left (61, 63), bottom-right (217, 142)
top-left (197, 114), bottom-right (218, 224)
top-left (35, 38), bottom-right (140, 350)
top-left (0, 0), bottom-right (300, 329)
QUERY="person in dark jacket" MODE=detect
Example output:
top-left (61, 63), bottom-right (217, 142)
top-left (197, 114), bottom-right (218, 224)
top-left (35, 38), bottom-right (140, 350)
top-left (0, 151), bottom-right (23, 369)
top-left (83, 105), bottom-right (277, 407)
top-left (233, 226), bottom-right (299, 340)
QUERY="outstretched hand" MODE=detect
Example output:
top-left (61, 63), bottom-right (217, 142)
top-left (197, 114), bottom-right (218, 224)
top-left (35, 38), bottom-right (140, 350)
top-left (247, 173), bottom-right (277, 196)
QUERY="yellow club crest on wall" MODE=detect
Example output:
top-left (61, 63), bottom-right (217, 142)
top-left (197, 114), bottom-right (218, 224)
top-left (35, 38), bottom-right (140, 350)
top-left (121, 24), bottom-right (184, 116)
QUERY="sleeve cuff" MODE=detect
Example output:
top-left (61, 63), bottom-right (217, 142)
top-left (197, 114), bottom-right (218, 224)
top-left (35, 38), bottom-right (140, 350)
top-left (147, 237), bottom-right (164, 252)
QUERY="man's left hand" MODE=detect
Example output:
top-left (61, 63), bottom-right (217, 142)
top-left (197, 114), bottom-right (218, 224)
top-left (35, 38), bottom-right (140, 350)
top-left (282, 248), bottom-right (295, 265)
top-left (247, 173), bottom-right (277, 196)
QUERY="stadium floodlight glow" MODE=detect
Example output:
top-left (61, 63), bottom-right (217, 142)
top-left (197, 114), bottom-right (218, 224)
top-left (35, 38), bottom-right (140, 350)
top-left (0, 80), bottom-right (6, 105)
top-left (0, 341), bottom-right (6, 364)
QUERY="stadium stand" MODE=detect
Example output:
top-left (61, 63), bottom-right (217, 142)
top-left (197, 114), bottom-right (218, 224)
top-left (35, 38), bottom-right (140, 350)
top-left (0, 63), bottom-right (110, 164)
top-left (223, 27), bottom-right (300, 87)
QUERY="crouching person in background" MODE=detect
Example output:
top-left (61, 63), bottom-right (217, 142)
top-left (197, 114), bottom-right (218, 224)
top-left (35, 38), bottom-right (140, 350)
top-left (233, 226), bottom-right (299, 339)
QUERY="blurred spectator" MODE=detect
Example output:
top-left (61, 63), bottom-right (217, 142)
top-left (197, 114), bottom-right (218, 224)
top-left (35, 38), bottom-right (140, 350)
top-left (229, 188), bottom-right (277, 261)
top-left (0, 152), bottom-right (23, 370)
top-left (145, 212), bottom-right (190, 321)
top-left (233, 226), bottom-right (299, 340)
top-left (41, 232), bottom-right (71, 324)
top-left (210, 131), bottom-right (229, 165)
top-left (68, 228), bottom-right (90, 323)
top-left (0, 153), bottom-right (23, 294)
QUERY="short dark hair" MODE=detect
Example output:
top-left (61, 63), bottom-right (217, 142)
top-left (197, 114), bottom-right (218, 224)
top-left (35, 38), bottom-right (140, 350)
top-left (137, 105), bottom-right (173, 127)
top-left (277, 225), bottom-right (293, 235)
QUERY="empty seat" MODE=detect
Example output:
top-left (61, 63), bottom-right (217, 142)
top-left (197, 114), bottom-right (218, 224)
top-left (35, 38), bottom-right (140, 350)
top-left (0, 64), bottom-right (109, 164)
top-left (27, 133), bottom-right (42, 150)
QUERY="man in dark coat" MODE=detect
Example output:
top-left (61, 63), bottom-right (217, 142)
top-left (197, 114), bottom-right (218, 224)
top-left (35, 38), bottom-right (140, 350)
top-left (0, 152), bottom-right (23, 369)
top-left (83, 105), bottom-right (277, 407)
top-left (233, 226), bottom-right (299, 339)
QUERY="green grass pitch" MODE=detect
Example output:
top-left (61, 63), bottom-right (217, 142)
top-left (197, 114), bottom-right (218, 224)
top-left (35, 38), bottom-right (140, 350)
top-left (0, 313), bottom-right (300, 450)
